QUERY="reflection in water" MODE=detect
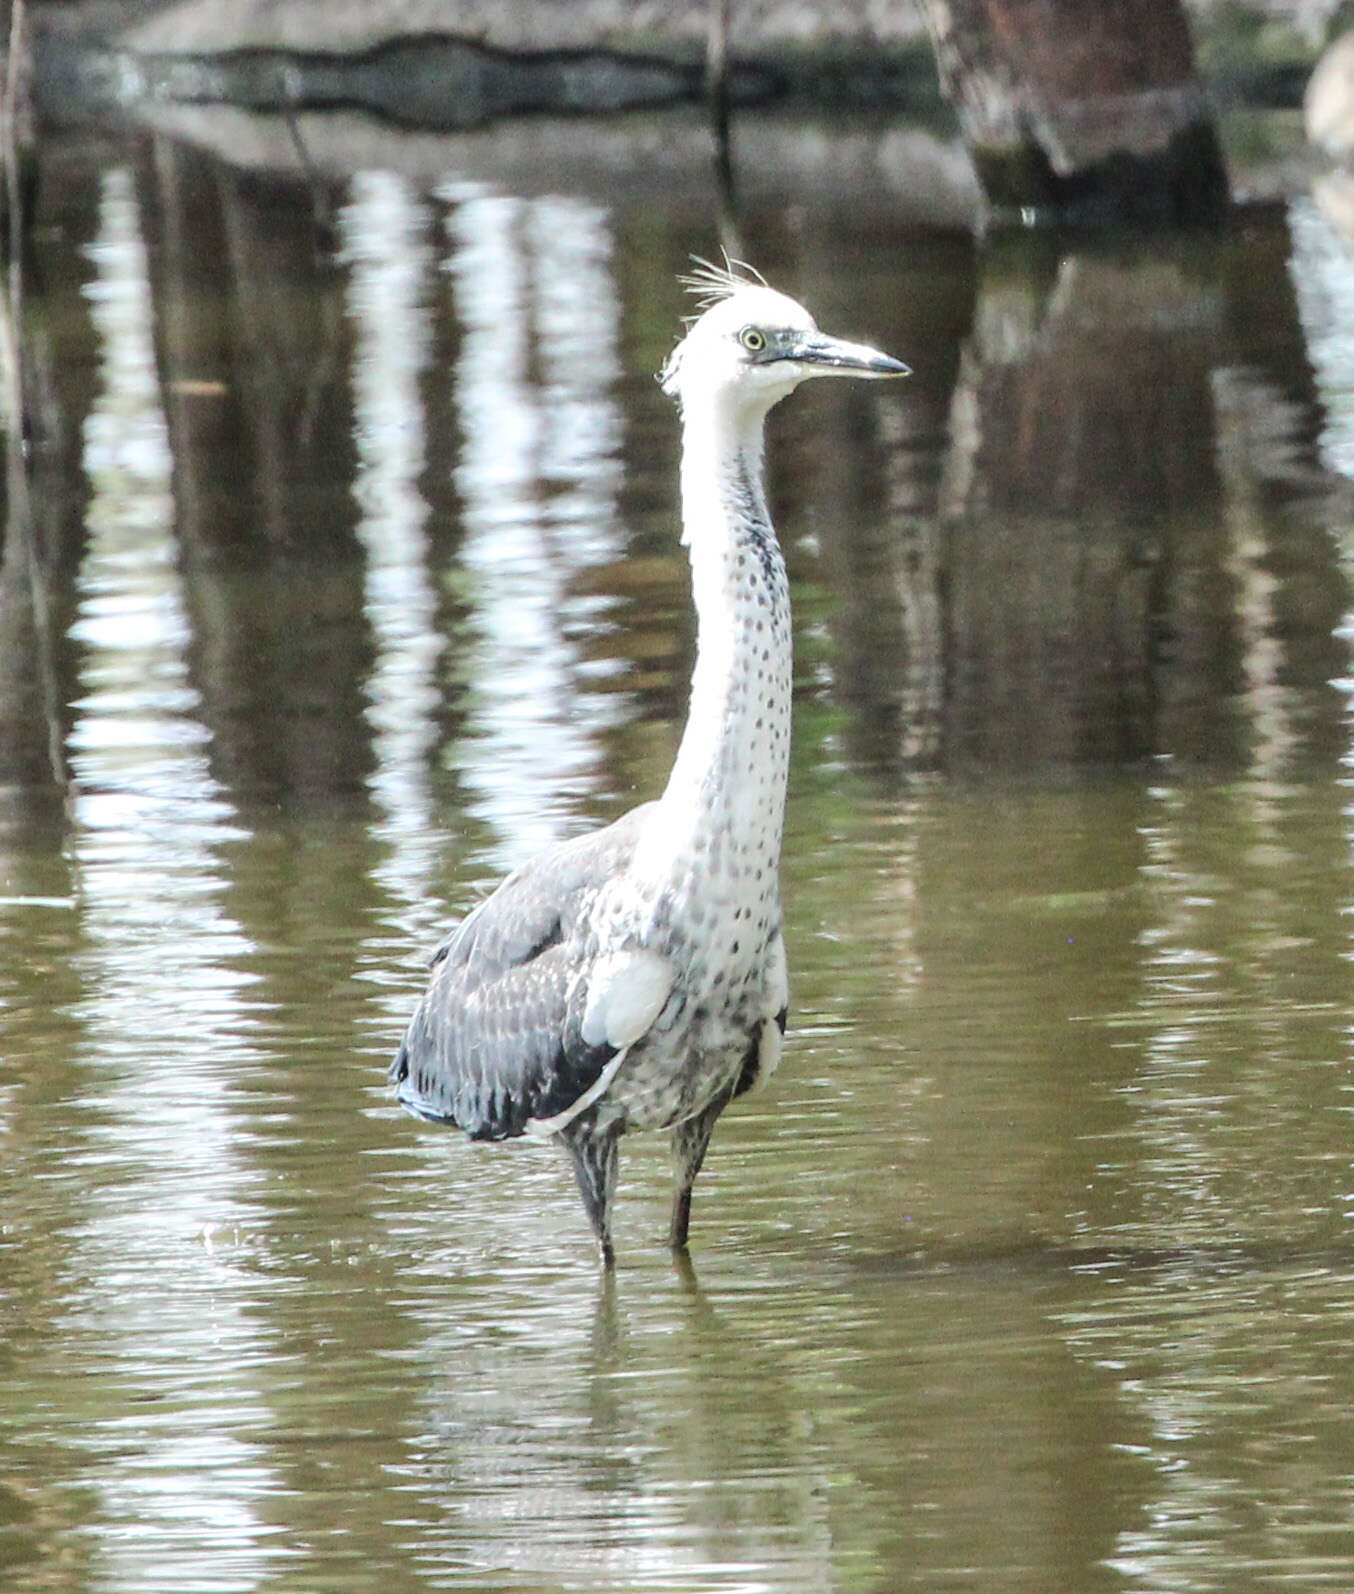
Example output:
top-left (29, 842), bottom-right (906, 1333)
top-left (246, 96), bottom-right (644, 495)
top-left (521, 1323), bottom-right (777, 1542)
top-left (441, 184), bottom-right (627, 867)
top-left (1212, 367), bottom-right (1301, 783)
top-left (1118, 262), bottom-right (1354, 1536)
top-left (1288, 192), bottom-right (1354, 1068)
top-left (929, 240), bottom-right (1218, 773)
top-left (339, 170), bottom-right (447, 994)
top-left (1080, 761), bottom-right (1354, 1584)
top-left (8, 127), bottom-right (1354, 1594)
top-left (404, 1267), bottom-right (835, 1591)
top-left (1133, 781), bottom-right (1240, 1245)
top-left (67, 167), bottom-right (278, 1589)
top-left (1289, 194), bottom-right (1354, 484)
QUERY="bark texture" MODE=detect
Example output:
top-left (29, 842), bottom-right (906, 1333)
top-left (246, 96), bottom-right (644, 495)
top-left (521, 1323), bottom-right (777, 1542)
top-left (920, 0), bottom-right (1229, 218)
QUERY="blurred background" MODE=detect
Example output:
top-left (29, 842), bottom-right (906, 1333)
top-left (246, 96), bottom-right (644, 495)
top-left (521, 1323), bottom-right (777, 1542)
top-left (4, 1), bottom-right (1354, 1590)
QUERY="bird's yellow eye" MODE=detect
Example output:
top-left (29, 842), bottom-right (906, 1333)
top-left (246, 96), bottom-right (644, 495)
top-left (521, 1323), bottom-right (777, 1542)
top-left (739, 326), bottom-right (766, 353)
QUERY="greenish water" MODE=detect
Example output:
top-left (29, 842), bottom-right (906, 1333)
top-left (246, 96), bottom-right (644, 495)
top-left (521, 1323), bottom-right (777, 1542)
top-left (3, 113), bottom-right (1354, 1591)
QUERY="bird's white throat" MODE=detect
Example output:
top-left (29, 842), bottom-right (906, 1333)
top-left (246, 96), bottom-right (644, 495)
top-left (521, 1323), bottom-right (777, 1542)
top-left (644, 401), bottom-right (793, 882)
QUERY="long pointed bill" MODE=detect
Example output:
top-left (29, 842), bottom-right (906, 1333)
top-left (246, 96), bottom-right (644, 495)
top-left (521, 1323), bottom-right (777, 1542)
top-left (784, 332), bottom-right (911, 379)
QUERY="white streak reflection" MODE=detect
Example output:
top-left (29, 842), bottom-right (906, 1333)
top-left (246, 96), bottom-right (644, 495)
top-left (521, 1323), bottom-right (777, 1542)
top-left (1289, 192), bottom-right (1354, 482)
top-left (440, 185), bottom-right (627, 868)
top-left (340, 170), bottom-right (443, 940)
top-left (1288, 194), bottom-right (1354, 998)
top-left (68, 166), bottom-right (279, 1592)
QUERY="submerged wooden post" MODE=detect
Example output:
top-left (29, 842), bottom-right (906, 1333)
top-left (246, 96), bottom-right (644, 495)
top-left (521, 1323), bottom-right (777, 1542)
top-left (706, 0), bottom-right (744, 263)
top-left (919, 0), bottom-right (1229, 220)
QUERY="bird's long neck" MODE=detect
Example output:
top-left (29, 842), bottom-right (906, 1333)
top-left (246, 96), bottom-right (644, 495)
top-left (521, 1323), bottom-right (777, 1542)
top-left (653, 399), bottom-right (793, 881)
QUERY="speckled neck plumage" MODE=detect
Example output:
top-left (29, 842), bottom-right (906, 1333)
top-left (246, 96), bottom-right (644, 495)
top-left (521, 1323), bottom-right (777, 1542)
top-left (656, 400), bottom-right (793, 880)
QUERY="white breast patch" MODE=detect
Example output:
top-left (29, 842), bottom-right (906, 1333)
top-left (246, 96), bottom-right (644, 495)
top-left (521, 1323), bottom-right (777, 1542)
top-left (580, 948), bottom-right (675, 1051)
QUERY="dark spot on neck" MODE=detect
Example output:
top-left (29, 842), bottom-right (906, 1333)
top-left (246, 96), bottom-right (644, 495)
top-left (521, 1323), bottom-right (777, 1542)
top-left (726, 455), bottom-right (785, 588)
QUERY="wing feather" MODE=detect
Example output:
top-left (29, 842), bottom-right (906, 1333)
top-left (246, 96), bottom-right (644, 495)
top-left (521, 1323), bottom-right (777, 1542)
top-left (391, 804), bottom-right (662, 1140)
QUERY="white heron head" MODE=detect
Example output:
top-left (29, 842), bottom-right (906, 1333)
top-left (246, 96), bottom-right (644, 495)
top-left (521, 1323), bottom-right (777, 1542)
top-left (659, 259), bottom-right (909, 418)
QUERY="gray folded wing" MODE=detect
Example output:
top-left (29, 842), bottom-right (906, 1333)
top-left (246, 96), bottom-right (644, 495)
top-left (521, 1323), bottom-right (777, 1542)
top-left (390, 803), bottom-right (657, 1140)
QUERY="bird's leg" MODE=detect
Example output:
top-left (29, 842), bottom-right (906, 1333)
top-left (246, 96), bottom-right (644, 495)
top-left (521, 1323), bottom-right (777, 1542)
top-left (668, 1093), bottom-right (730, 1251)
top-left (563, 1118), bottom-right (620, 1267)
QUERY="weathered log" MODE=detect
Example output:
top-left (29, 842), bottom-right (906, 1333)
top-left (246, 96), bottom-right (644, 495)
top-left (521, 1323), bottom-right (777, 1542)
top-left (919, 0), bottom-right (1230, 220)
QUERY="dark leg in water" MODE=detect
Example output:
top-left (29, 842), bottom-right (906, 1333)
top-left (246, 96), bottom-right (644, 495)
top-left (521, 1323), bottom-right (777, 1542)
top-left (563, 1115), bottom-right (620, 1267)
top-left (669, 1092), bottom-right (730, 1251)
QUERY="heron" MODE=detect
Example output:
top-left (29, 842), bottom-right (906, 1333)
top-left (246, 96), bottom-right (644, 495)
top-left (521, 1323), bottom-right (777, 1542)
top-left (391, 261), bottom-right (909, 1264)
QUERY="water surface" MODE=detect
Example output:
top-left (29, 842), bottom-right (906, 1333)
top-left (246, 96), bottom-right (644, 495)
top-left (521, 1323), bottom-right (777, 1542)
top-left (3, 112), bottom-right (1354, 1591)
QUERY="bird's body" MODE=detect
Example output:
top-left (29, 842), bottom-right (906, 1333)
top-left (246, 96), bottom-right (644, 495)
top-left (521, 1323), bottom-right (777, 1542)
top-left (392, 263), bottom-right (908, 1263)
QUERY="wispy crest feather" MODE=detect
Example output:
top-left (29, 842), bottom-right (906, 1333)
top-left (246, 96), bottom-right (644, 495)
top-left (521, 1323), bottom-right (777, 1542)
top-left (679, 254), bottom-right (769, 315)
top-left (658, 254), bottom-right (771, 398)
